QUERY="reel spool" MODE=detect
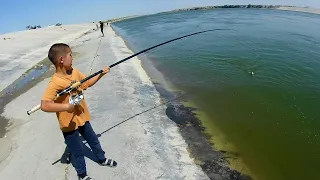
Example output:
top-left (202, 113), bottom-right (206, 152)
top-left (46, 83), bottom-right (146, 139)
top-left (69, 92), bottom-right (84, 105)
top-left (68, 80), bottom-right (84, 105)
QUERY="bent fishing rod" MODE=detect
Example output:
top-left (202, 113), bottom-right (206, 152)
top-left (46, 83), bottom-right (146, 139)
top-left (27, 29), bottom-right (229, 115)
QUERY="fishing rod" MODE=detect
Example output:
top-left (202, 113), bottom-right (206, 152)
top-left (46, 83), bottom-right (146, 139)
top-left (27, 29), bottom-right (229, 115)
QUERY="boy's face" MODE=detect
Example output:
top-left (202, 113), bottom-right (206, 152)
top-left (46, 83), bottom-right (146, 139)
top-left (61, 48), bottom-right (73, 70)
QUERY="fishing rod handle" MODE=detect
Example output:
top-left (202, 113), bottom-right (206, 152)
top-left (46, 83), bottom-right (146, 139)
top-left (27, 104), bottom-right (41, 115)
top-left (27, 93), bottom-right (60, 115)
top-left (56, 81), bottom-right (80, 97)
top-left (27, 71), bottom-right (100, 115)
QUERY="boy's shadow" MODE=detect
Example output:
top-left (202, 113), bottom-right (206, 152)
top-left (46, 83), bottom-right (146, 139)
top-left (52, 136), bottom-right (98, 165)
top-left (52, 93), bottom-right (186, 165)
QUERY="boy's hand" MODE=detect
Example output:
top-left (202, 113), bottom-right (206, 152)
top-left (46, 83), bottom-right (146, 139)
top-left (66, 103), bottom-right (75, 113)
top-left (102, 66), bottom-right (110, 75)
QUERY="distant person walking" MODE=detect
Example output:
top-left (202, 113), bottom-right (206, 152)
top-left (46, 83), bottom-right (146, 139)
top-left (99, 21), bottom-right (104, 37)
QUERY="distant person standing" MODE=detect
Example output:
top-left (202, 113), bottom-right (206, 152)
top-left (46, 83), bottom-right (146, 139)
top-left (99, 21), bottom-right (104, 37)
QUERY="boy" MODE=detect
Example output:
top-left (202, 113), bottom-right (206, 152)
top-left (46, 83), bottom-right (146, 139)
top-left (41, 43), bottom-right (117, 180)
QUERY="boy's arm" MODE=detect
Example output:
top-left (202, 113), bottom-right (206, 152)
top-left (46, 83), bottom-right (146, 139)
top-left (83, 66), bottom-right (110, 87)
top-left (40, 82), bottom-right (74, 113)
top-left (41, 100), bottom-right (73, 112)
top-left (87, 74), bottom-right (103, 87)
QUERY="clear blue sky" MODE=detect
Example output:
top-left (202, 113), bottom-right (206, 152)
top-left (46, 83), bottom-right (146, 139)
top-left (0, 0), bottom-right (319, 34)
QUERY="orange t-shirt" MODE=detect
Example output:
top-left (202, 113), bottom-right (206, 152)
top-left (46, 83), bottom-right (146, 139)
top-left (42, 68), bottom-right (91, 132)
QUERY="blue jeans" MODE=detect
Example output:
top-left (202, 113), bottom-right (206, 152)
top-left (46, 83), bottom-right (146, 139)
top-left (63, 121), bottom-right (106, 176)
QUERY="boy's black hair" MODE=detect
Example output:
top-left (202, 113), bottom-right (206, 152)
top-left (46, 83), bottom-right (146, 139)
top-left (48, 43), bottom-right (70, 65)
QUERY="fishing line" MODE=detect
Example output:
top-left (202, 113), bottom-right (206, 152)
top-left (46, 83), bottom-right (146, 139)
top-left (27, 29), bottom-right (232, 115)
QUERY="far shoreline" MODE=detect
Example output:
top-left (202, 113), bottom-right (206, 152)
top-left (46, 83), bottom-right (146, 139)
top-left (156, 5), bottom-right (320, 15)
top-left (105, 5), bottom-right (320, 25)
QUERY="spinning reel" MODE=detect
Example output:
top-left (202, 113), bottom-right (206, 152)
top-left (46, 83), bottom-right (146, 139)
top-left (68, 80), bottom-right (84, 105)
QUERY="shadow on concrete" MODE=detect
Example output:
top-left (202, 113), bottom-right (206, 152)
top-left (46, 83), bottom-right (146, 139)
top-left (52, 93), bottom-right (185, 165)
top-left (52, 136), bottom-right (98, 165)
